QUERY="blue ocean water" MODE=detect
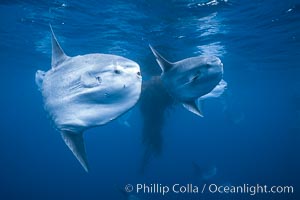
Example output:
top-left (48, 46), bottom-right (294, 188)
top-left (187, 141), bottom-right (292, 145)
top-left (0, 0), bottom-right (299, 199)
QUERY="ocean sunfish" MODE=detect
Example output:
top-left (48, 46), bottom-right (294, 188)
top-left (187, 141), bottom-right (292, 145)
top-left (149, 45), bottom-right (226, 117)
top-left (35, 26), bottom-right (142, 172)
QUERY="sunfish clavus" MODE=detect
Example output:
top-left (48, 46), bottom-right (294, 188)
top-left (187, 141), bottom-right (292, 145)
top-left (35, 26), bottom-right (142, 172)
top-left (149, 45), bottom-right (226, 117)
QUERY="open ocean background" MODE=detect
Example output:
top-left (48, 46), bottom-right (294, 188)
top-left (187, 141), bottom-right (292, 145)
top-left (0, 0), bottom-right (299, 199)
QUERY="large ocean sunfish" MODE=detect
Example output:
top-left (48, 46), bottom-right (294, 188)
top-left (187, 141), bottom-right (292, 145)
top-left (35, 26), bottom-right (142, 172)
top-left (149, 45), bottom-right (226, 117)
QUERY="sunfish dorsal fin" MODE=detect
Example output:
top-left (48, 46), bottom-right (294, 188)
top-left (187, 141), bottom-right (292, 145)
top-left (149, 45), bottom-right (173, 72)
top-left (182, 100), bottom-right (204, 117)
top-left (61, 131), bottom-right (89, 172)
top-left (50, 24), bottom-right (68, 68)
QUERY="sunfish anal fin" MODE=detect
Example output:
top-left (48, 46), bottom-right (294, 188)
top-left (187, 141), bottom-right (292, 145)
top-left (149, 45), bottom-right (173, 72)
top-left (50, 24), bottom-right (69, 68)
top-left (182, 100), bottom-right (204, 117)
top-left (61, 131), bottom-right (89, 172)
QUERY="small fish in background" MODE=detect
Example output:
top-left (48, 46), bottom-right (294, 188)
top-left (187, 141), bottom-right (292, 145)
top-left (192, 161), bottom-right (233, 200)
top-left (149, 45), bottom-right (227, 117)
top-left (35, 25), bottom-right (142, 172)
top-left (192, 161), bottom-right (217, 182)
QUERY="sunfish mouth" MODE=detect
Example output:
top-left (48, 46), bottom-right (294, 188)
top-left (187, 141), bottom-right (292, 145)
top-left (206, 56), bottom-right (222, 66)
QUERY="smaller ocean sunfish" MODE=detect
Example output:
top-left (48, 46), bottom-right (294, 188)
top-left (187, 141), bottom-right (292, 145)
top-left (149, 45), bottom-right (227, 116)
top-left (35, 26), bottom-right (142, 172)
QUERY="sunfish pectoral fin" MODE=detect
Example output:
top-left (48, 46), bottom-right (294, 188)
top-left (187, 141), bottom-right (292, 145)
top-left (50, 24), bottom-right (69, 68)
top-left (182, 100), bottom-right (204, 117)
top-left (35, 70), bottom-right (46, 90)
top-left (149, 44), bottom-right (173, 72)
top-left (61, 131), bottom-right (89, 172)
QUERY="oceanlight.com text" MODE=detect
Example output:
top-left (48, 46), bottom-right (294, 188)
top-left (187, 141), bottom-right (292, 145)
top-left (207, 183), bottom-right (294, 196)
top-left (124, 183), bottom-right (294, 196)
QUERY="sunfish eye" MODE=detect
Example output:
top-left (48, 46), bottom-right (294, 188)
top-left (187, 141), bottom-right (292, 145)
top-left (114, 69), bottom-right (121, 74)
top-left (95, 76), bottom-right (102, 84)
top-left (137, 71), bottom-right (141, 76)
